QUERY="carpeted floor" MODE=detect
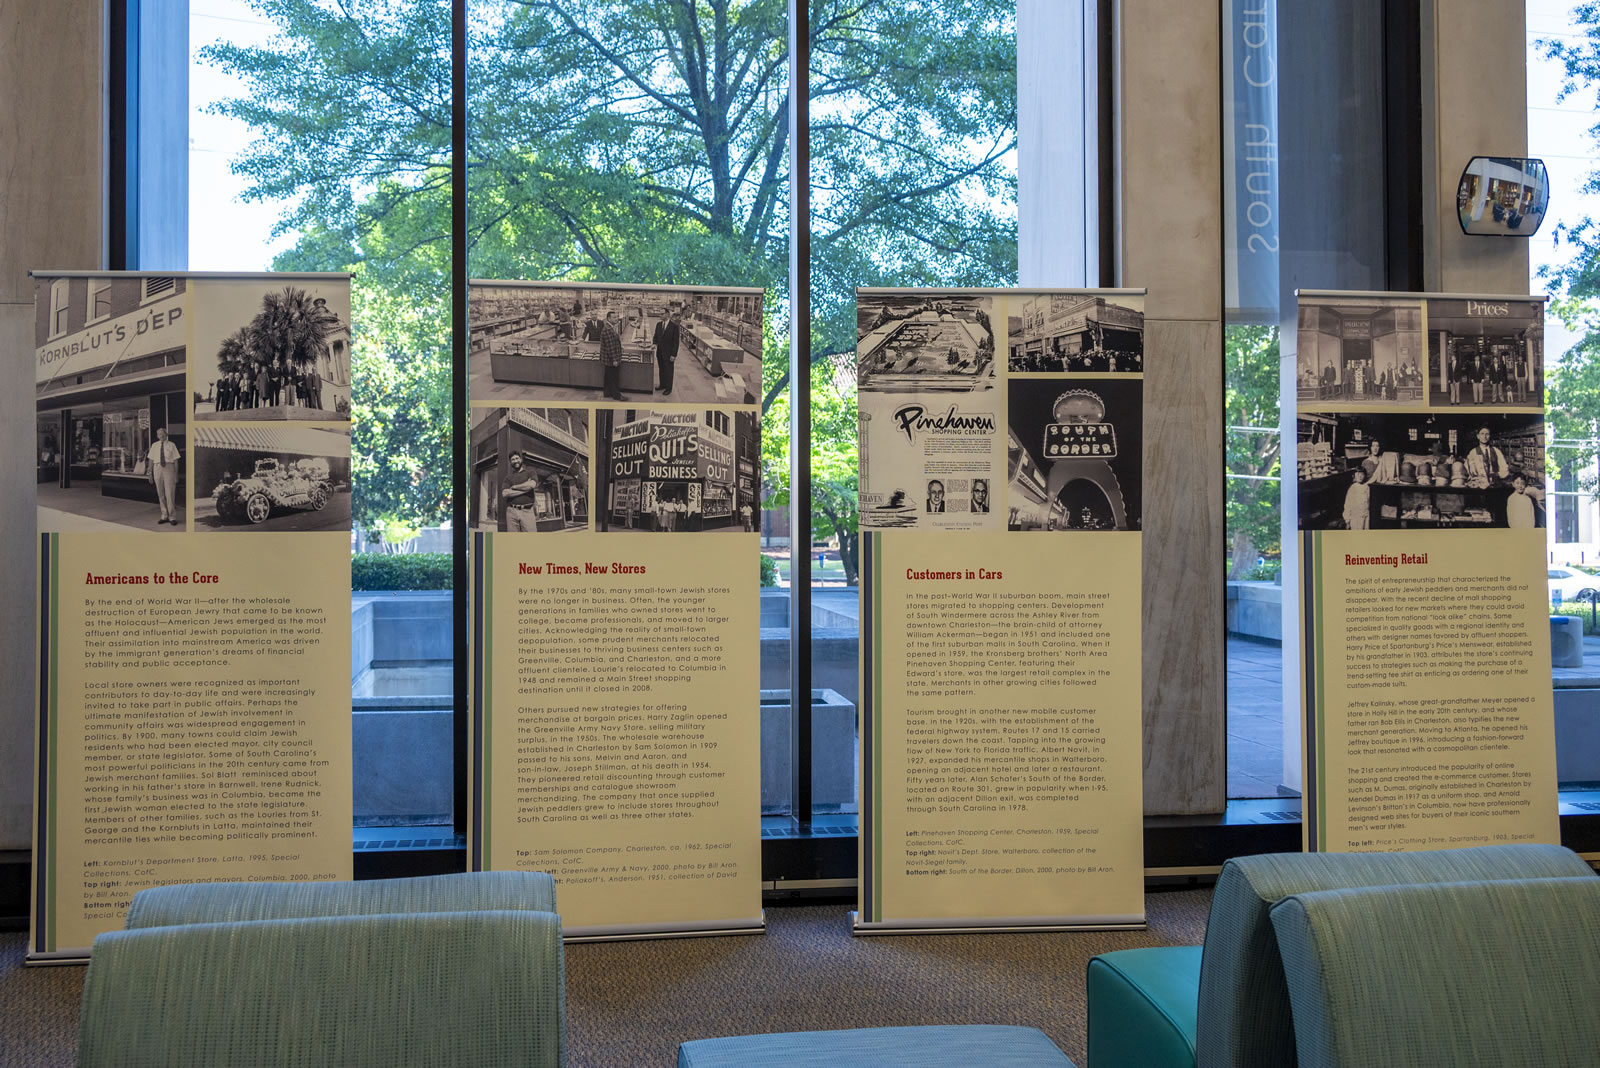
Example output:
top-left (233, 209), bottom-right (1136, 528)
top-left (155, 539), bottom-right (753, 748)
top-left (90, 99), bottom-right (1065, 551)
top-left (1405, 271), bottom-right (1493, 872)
top-left (0, 888), bottom-right (1210, 1066)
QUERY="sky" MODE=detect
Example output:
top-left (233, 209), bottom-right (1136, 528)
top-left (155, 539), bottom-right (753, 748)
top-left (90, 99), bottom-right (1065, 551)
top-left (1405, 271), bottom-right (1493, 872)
top-left (189, 0), bottom-right (296, 271)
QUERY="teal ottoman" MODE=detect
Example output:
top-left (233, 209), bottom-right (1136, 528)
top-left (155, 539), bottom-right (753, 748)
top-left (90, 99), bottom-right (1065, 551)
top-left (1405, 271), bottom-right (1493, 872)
top-left (678, 1025), bottom-right (1075, 1066)
top-left (1086, 946), bottom-right (1200, 1068)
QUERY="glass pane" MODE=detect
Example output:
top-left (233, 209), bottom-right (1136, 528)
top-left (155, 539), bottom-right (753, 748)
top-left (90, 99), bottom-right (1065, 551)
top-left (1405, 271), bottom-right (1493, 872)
top-left (1530, 0), bottom-right (1600, 788)
top-left (193, 1), bottom-right (455, 828)
top-left (1223, 0), bottom-right (1387, 798)
top-left (807, 2), bottom-right (1019, 826)
top-left (464, 2), bottom-right (792, 819)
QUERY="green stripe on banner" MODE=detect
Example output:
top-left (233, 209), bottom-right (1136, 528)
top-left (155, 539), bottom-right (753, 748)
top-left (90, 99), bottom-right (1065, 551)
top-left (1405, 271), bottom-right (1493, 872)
top-left (482, 534), bottom-right (493, 870)
top-left (47, 535), bottom-right (59, 951)
top-left (1311, 532), bottom-right (1328, 849)
top-left (872, 543), bottom-right (884, 924)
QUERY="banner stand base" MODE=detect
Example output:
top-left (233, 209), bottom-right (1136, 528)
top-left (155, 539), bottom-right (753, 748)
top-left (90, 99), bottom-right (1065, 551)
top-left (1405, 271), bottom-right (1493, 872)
top-left (850, 911), bottom-right (1146, 936)
top-left (563, 913), bottom-right (765, 943)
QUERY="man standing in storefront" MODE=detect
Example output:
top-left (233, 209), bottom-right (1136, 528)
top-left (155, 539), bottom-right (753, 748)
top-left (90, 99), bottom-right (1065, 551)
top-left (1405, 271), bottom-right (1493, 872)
top-left (146, 426), bottom-right (181, 526)
top-left (1466, 425), bottom-right (1509, 487)
top-left (653, 309), bottom-right (681, 396)
top-left (600, 311), bottom-right (625, 401)
top-left (499, 451), bottom-right (540, 532)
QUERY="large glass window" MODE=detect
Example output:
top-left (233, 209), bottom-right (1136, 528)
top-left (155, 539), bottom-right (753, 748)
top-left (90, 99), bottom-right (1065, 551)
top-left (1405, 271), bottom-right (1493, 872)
top-left (183, 0), bottom-right (1051, 859)
top-left (1530, 0), bottom-right (1600, 788)
top-left (798, 3), bottom-right (1018, 827)
top-left (1222, 0), bottom-right (1392, 799)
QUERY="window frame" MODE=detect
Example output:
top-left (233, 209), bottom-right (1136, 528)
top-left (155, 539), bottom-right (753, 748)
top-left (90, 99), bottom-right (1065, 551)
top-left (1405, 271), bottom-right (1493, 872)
top-left (113, 0), bottom-right (1599, 890)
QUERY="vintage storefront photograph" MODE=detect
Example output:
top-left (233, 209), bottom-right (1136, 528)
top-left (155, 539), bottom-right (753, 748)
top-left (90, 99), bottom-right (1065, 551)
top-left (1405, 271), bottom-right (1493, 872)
top-left (1296, 295), bottom-right (1426, 407)
top-left (1425, 297), bottom-right (1545, 409)
top-left (192, 424), bottom-right (352, 532)
top-left (1007, 293), bottom-right (1145, 373)
top-left (594, 408), bottom-right (759, 533)
top-left (35, 274), bottom-right (189, 533)
top-left (470, 282), bottom-right (762, 406)
top-left (470, 407), bottom-right (591, 533)
top-left (192, 278), bottom-right (353, 421)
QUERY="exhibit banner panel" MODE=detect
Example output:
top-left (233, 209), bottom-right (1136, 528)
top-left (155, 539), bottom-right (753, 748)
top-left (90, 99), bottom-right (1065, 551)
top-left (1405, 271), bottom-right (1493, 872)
top-left (856, 288), bottom-right (1146, 933)
top-left (468, 281), bottom-right (764, 939)
top-left (1292, 290), bottom-right (1559, 853)
top-left (31, 272), bottom-right (355, 961)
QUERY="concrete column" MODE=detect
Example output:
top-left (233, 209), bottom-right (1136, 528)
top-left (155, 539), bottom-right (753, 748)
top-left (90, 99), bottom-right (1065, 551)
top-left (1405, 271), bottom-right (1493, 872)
top-left (0, 0), bottom-right (105, 850)
top-left (1120, 0), bottom-right (1227, 814)
top-left (1422, 1), bottom-right (1531, 295)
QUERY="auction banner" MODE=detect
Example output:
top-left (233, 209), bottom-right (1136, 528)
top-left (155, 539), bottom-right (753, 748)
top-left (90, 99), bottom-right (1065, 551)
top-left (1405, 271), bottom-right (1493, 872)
top-left (1292, 290), bottom-right (1559, 853)
top-left (31, 272), bottom-right (354, 961)
top-left (855, 288), bottom-right (1146, 933)
top-left (467, 281), bottom-right (764, 939)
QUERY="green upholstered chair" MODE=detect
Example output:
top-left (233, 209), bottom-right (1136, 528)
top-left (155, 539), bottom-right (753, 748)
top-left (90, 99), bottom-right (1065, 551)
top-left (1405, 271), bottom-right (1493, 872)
top-left (1085, 844), bottom-right (1594, 1068)
top-left (79, 909), bottom-right (566, 1068)
top-left (1270, 877), bottom-right (1600, 1068)
top-left (124, 870), bottom-right (557, 928)
top-left (679, 1025), bottom-right (1076, 1066)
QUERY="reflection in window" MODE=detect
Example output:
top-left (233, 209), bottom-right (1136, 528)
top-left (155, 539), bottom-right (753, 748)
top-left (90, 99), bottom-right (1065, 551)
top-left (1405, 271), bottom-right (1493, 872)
top-left (101, 401), bottom-right (151, 478)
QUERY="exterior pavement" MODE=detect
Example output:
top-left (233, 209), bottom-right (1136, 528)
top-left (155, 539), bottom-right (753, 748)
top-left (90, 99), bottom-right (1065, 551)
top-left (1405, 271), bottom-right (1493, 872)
top-left (1225, 631), bottom-right (1600, 798)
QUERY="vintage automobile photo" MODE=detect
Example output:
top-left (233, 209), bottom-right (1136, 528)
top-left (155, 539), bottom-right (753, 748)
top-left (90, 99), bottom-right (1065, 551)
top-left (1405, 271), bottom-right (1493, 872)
top-left (212, 456), bottom-right (332, 524)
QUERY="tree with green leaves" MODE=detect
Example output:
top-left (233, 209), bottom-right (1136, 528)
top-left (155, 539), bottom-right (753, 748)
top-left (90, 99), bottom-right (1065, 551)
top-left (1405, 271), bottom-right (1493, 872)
top-left (1225, 324), bottom-right (1281, 579)
top-left (1535, 19), bottom-right (1600, 488)
top-left (204, 0), bottom-right (1018, 559)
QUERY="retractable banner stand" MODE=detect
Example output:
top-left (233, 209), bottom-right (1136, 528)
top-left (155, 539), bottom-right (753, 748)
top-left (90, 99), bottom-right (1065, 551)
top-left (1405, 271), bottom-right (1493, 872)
top-left (468, 280), bottom-right (763, 940)
top-left (855, 288), bottom-right (1146, 934)
top-left (30, 272), bottom-right (355, 961)
top-left (1291, 290), bottom-right (1560, 852)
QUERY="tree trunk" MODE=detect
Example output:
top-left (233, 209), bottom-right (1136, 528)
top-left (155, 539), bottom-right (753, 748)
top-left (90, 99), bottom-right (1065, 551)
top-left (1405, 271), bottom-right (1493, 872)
top-left (838, 530), bottom-right (859, 587)
top-left (1228, 529), bottom-right (1257, 580)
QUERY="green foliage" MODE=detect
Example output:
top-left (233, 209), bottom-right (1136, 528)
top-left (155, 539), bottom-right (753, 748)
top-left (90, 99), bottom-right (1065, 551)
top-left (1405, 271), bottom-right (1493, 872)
top-left (1225, 324), bottom-right (1282, 579)
top-left (1552, 600), bottom-right (1600, 635)
top-left (760, 553), bottom-right (778, 587)
top-left (204, 1), bottom-right (1019, 538)
top-left (352, 552), bottom-right (454, 591)
top-left (1537, 18), bottom-right (1600, 483)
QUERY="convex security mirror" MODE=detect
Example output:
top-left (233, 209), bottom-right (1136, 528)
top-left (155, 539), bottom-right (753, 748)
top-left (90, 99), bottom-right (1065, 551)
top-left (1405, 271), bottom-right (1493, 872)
top-left (1457, 157), bottom-right (1549, 236)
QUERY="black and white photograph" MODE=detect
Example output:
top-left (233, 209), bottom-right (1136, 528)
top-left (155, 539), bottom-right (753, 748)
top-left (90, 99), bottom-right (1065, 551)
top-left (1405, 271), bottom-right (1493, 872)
top-left (1007, 293), bottom-right (1144, 373)
top-left (1425, 297), bottom-right (1545, 409)
top-left (1007, 379), bottom-right (1143, 531)
top-left (470, 282), bottom-right (762, 406)
top-left (1297, 411), bottom-right (1545, 530)
top-left (36, 274), bottom-right (190, 533)
top-left (470, 407), bottom-right (590, 533)
top-left (1296, 296), bottom-right (1425, 406)
top-left (192, 424), bottom-right (352, 532)
top-left (594, 408), bottom-right (759, 532)
top-left (857, 292), bottom-right (998, 393)
top-left (192, 278), bottom-right (352, 421)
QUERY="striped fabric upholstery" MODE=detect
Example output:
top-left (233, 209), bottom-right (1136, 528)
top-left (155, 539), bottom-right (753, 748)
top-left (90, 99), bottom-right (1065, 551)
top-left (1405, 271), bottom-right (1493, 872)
top-left (678, 1025), bottom-right (1076, 1067)
top-left (1270, 878), bottom-right (1600, 1068)
top-left (1194, 844), bottom-right (1594, 1068)
top-left (80, 910), bottom-right (566, 1068)
top-left (124, 870), bottom-right (556, 928)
